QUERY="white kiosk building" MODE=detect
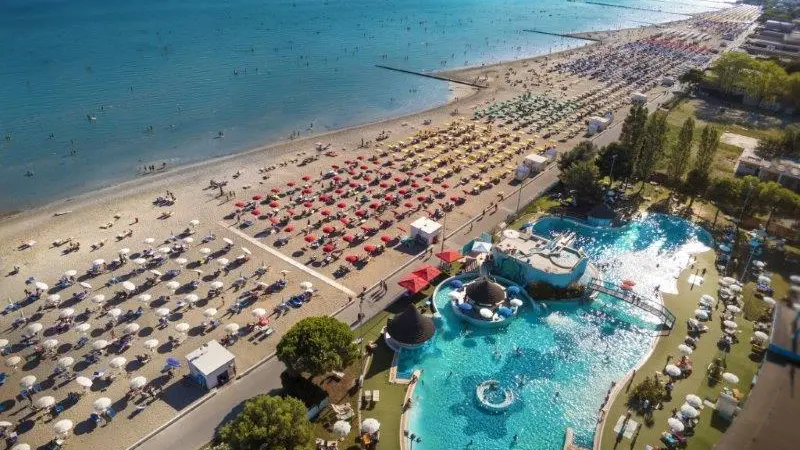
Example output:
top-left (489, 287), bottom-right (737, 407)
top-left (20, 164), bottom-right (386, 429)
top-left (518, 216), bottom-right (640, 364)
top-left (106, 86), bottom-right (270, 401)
top-left (410, 217), bottom-right (443, 245)
top-left (186, 340), bottom-right (236, 389)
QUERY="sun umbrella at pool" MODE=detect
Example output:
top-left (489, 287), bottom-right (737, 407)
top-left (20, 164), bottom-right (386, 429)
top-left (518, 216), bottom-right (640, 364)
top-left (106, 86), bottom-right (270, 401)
top-left (24, 322), bottom-right (43, 336)
top-left (664, 364), bottom-right (681, 377)
top-left (59, 308), bottom-right (75, 318)
top-left (166, 280), bottom-right (181, 290)
top-left (47, 294), bottom-right (61, 306)
top-left (753, 331), bottom-right (769, 341)
top-left (479, 308), bottom-right (493, 319)
top-left (723, 320), bottom-right (737, 329)
top-left (175, 323), bottom-right (190, 333)
top-left (726, 304), bottom-right (741, 313)
top-left (360, 418), bottom-right (380, 434)
top-left (224, 323), bottom-right (240, 334)
top-left (42, 339), bottom-right (59, 350)
top-left (667, 417), bottom-right (684, 432)
top-left (93, 397), bottom-right (112, 412)
top-left (685, 394), bottom-right (703, 408)
top-left (91, 294), bottom-right (106, 304)
top-left (722, 372), bottom-right (739, 384)
top-left (92, 340), bottom-right (109, 350)
top-left (57, 357), bottom-right (75, 369)
top-left (680, 403), bottom-right (699, 418)
top-left (34, 396), bottom-right (55, 410)
top-left (693, 309), bottom-right (708, 320)
top-left (510, 298), bottom-right (524, 307)
top-left (53, 419), bottom-right (74, 435)
top-left (677, 344), bottom-right (693, 355)
top-left (130, 376), bottom-right (147, 390)
top-left (75, 376), bottom-right (93, 389)
top-left (109, 357), bottom-right (127, 369)
top-left (143, 339), bottom-right (159, 351)
top-left (20, 375), bottom-right (37, 388)
top-left (124, 323), bottom-right (140, 335)
top-left (332, 420), bottom-right (352, 437)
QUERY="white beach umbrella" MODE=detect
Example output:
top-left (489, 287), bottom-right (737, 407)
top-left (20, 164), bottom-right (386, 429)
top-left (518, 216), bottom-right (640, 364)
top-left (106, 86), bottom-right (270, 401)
top-left (118, 248), bottom-right (130, 255)
top-left (479, 308), bottom-right (493, 319)
top-left (668, 417), bottom-right (685, 432)
top-left (124, 323), bottom-right (140, 335)
top-left (11, 444), bottom-right (30, 450)
top-left (700, 294), bottom-right (715, 303)
top-left (57, 357), bottom-right (75, 369)
top-left (182, 237), bottom-right (194, 245)
top-left (680, 403), bottom-right (699, 418)
top-left (158, 247), bottom-right (171, 254)
top-left (251, 308), bottom-right (267, 318)
top-left (20, 375), bottom-right (37, 388)
top-left (510, 298), bottom-right (524, 307)
top-left (155, 308), bottom-right (171, 317)
top-left (47, 294), bottom-right (61, 305)
top-left (121, 281), bottom-right (136, 292)
top-left (75, 376), bottom-right (93, 388)
top-left (184, 294), bottom-right (200, 304)
top-left (138, 294), bottom-right (152, 303)
top-left (91, 294), bottom-right (106, 304)
top-left (677, 344), bottom-right (693, 355)
top-left (109, 356), bottom-right (127, 369)
top-left (5, 356), bottom-right (22, 368)
top-left (175, 322), bottom-right (190, 333)
top-left (75, 323), bottom-right (92, 334)
top-left (224, 323), bottom-right (240, 334)
top-left (790, 274), bottom-right (800, 285)
top-left (722, 372), bottom-right (739, 384)
top-left (175, 257), bottom-right (188, 266)
top-left (199, 247), bottom-right (212, 255)
top-left (223, 238), bottom-right (234, 245)
top-left (203, 308), bottom-right (218, 318)
top-left (0, 421), bottom-right (11, 428)
top-left (133, 258), bottom-right (147, 265)
top-left (92, 340), bottom-right (109, 350)
top-left (150, 269), bottom-right (163, 277)
top-left (720, 276), bottom-right (736, 286)
top-left (93, 397), bottom-right (112, 412)
top-left (53, 419), bottom-right (73, 435)
top-left (762, 296), bottom-right (775, 306)
top-left (753, 331), bottom-right (769, 341)
top-left (729, 284), bottom-right (742, 293)
top-left (92, 259), bottom-right (105, 266)
top-left (360, 418), bottom-right (380, 434)
top-left (299, 281), bottom-right (313, 290)
top-left (664, 364), bottom-right (681, 377)
top-left (129, 376), bottom-right (147, 390)
top-left (726, 305), bottom-right (741, 314)
top-left (166, 280), bottom-right (181, 290)
top-left (24, 322), bottom-right (43, 336)
top-left (143, 238), bottom-right (155, 244)
top-left (79, 282), bottom-right (92, 289)
top-left (332, 420), bottom-right (351, 437)
top-left (209, 281), bottom-right (224, 289)
top-left (42, 339), bottom-right (59, 350)
top-left (241, 247), bottom-right (252, 255)
top-left (59, 308), bottom-right (75, 318)
top-left (216, 258), bottom-right (230, 267)
top-left (34, 396), bottom-right (55, 409)
top-left (723, 320), bottom-right (737, 329)
top-left (0, 339), bottom-right (8, 349)
top-left (693, 309), bottom-right (708, 320)
top-left (143, 339), bottom-right (159, 350)
top-left (685, 394), bottom-right (702, 408)
top-left (35, 281), bottom-right (49, 291)
top-left (64, 270), bottom-right (77, 277)
top-left (107, 308), bottom-right (122, 319)
top-left (188, 219), bottom-right (200, 227)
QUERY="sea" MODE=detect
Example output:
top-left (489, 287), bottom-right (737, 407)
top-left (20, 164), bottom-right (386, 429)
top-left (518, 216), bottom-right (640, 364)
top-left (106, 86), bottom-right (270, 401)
top-left (0, 0), bottom-right (728, 212)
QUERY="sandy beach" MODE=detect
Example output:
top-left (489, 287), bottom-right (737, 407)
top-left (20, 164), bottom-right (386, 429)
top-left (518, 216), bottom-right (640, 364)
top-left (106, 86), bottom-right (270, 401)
top-left (0, 5), bottom-right (760, 450)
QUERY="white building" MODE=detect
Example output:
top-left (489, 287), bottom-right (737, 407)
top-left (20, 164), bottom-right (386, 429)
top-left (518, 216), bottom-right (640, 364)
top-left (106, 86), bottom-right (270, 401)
top-left (186, 340), bottom-right (236, 389)
top-left (410, 217), bottom-right (443, 245)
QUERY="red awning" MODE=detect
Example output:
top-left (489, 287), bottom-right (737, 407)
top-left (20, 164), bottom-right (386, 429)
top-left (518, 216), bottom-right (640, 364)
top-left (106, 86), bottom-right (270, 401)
top-left (435, 249), bottom-right (462, 264)
top-left (411, 264), bottom-right (441, 282)
top-left (397, 273), bottom-right (429, 294)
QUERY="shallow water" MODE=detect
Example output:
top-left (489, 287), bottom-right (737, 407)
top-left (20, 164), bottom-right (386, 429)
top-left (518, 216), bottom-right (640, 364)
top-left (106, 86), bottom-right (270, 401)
top-left (0, 0), bottom-right (723, 210)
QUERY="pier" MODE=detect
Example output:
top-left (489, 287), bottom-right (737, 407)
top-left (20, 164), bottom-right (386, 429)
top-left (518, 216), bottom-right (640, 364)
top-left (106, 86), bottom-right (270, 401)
top-left (582, 1), bottom-right (693, 17)
top-left (585, 278), bottom-right (676, 331)
top-left (374, 65), bottom-right (488, 89)
top-left (521, 29), bottom-right (602, 43)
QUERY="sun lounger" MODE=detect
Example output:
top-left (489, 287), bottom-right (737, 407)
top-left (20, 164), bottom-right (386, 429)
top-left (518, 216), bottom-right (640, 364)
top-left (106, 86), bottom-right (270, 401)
top-left (372, 390), bottom-right (380, 402)
top-left (363, 390), bottom-right (372, 403)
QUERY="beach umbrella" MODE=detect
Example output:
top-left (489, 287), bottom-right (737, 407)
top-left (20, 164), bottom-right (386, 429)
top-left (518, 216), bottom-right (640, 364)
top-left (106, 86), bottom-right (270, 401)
top-left (304, 235), bottom-right (317, 243)
top-left (203, 308), bottom-right (218, 318)
top-left (343, 235), bottom-right (355, 243)
top-left (118, 248), bottom-right (130, 255)
top-left (20, 375), bottom-right (37, 389)
top-left (53, 419), bottom-right (74, 435)
top-left (719, 276), bottom-right (736, 285)
top-left (5, 356), bottom-right (21, 369)
top-left (693, 309), bottom-right (708, 320)
top-left (92, 340), bottom-right (109, 350)
top-left (130, 376), bottom-right (147, 390)
top-left (107, 308), bottom-right (122, 319)
top-left (677, 344), bottom-right (693, 355)
top-left (175, 323), bottom-right (190, 333)
top-left (124, 323), bottom-right (140, 335)
top-left (184, 293), bottom-right (200, 304)
top-left (333, 420), bottom-right (351, 437)
top-left (156, 307), bottom-right (170, 317)
top-left (224, 323), bottom-right (240, 334)
top-left (189, 219), bottom-right (200, 227)
top-left (685, 394), bottom-right (702, 408)
top-left (664, 364), bottom-right (681, 377)
top-left (143, 339), bottom-right (159, 351)
top-left (364, 244), bottom-right (376, 253)
top-left (723, 320), bottom-right (737, 329)
top-left (223, 238), bottom-right (234, 246)
top-left (166, 357), bottom-right (182, 369)
top-left (680, 403), bottom-right (699, 418)
top-left (34, 396), bottom-right (55, 410)
top-left (109, 357), bottom-right (127, 369)
top-left (79, 282), bottom-right (92, 289)
top-left (35, 281), bottom-right (48, 291)
top-left (753, 331), bottom-right (769, 341)
top-left (726, 305), bottom-right (741, 313)
top-left (91, 294), bottom-right (106, 304)
top-left (24, 322), bottom-right (43, 336)
top-left (0, 339), bottom-right (7, 350)
top-left (345, 255), bottom-right (359, 263)
top-left (64, 269), bottom-right (77, 277)
top-left (75, 376), bottom-right (93, 389)
top-left (722, 372), bottom-right (739, 384)
top-left (479, 308), bottom-right (493, 319)
top-left (700, 294), bottom-right (715, 304)
top-left (284, 225), bottom-right (296, 232)
top-left (138, 293), bottom-right (152, 303)
top-left (42, 339), bottom-right (59, 350)
top-left (165, 280), bottom-right (181, 291)
top-left (729, 284), bottom-right (742, 293)
top-left (47, 294), bottom-right (61, 305)
top-left (158, 247), bottom-right (171, 254)
top-left (360, 418), bottom-right (380, 434)
top-left (667, 417), bottom-right (684, 432)
top-left (75, 323), bottom-right (91, 333)
top-left (234, 201), bottom-right (246, 208)
top-left (133, 258), bottom-right (147, 265)
top-left (762, 296), bottom-right (775, 306)
top-left (59, 308), bottom-right (75, 318)
top-left (458, 303), bottom-right (473, 311)
top-left (216, 257), bottom-right (230, 266)
top-left (510, 298), bottom-right (524, 307)
top-left (93, 397), bottom-right (112, 412)
top-left (92, 259), bottom-right (106, 267)
top-left (322, 225), bottom-right (335, 234)
top-left (143, 238), bottom-right (155, 244)
top-left (199, 247), bottom-right (212, 255)
top-left (10, 444), bottom-right (30, 450)
top-left (175, 257), bottom-right (188, 266)
top-left (250, 209), bottom-right (262, 217)
top-left (251, 308), bottom-right (267, 318)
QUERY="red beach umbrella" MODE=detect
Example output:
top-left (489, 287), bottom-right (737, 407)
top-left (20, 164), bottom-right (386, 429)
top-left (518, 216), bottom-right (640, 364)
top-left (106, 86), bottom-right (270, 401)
top-left (423, 177), bottom-right (431, 182)
top-left (363, 244), bottom-right (377, 253)
top-left (393, 176), bottom-right (403, 183)
top-left (363, 175), bottom-right (372, 181)
top-left (416, 195), bottom-right (427, 202)
top-left (269, 200), bottom-right (280, 208)
top-left (380, 182), bottom-right (389, 188)
top-left (333, 175), bottom-right (342, 181)
top-left (234, 201), bottom-right (246, 207)
top-left (403, 201), bottom-right (413, 208)
top-left (287, 208), bottom-right (297, 215)
top-left (349, 181), bottom-right (359, 188)
top-left (252, 195), bottom-right (263, 201)
top-left (284, 225), bottom-right (295, 232)
top-left (369, 202), bottom-right (380, 209)
top-left (269, 217), bottom-right (280, 224)
top-left (302, 188), bottom-right (313, 194)
top-left (380, 235), bottom-right (392, 243)
top-left (334, 188), bottom-right (343, 194)
top-left (345, 255), bottom-right (359, 263)
top-left (355, 209), bottom-right (367, 217)
top-left (384, 194), bottom-right (394, 201)
top-left (411, 264), bottom-right (442, 282)
top-left (287, 181), bottom-right (296, 187)
top-left (304, 235), bottom-right (317, 243)
top-left (441, 183), bottom-right (450, 189)
top-left (251, 209), bottom-right (261, 216)
top-left (450, 196), bottom-right (460, 202)
top-left (343, 235), bottom-right (355, 243)
top-left (303, 202), bottom-right (314, 208)
top-left (356, 156), bottom-right (364, 160)
top-left (270, 187), bottom-right (281, 193)
top-left (322, 225), bottom-right (335, 234)
top-left (322, 244), bottom-right (335, 253)
top-left (302, 175), bottom-right (312, 181)
top-left (339, 217), bottom-right (350, 226)
top-left (320, 209), bottom-right (332, 216)
top-left (411, 182), bottom-right (420, 188)
top-left (435, 249), bottom-right (462, 263)
top-left (398, 188), bottom-right (409, 195)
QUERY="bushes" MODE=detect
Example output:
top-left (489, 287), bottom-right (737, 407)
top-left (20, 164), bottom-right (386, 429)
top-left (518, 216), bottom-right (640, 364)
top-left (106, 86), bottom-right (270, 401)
top-left (628, 376), bottom-right (664, 408)
top-left (526, 281), bottom-right (585, 300)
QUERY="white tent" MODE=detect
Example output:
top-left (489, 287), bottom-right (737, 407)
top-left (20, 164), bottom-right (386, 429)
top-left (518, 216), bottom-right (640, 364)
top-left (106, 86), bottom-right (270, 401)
top-left (186, 340), bottom-right (236, 389)
top-left (409, 217), bottom-right (442, 246)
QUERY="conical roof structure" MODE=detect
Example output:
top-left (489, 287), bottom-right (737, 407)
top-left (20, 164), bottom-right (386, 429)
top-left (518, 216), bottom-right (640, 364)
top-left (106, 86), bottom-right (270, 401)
top-left (386, 305), bottom-right (435, 346)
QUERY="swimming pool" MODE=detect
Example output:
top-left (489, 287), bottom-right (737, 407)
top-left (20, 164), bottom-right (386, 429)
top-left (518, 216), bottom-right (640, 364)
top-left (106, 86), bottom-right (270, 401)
top-left (399, 213), bottom-right (712, 449)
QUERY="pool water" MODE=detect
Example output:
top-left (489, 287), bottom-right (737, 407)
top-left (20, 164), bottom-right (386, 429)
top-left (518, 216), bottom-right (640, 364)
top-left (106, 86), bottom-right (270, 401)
top-left (399, 214), bottom-right (712, 449)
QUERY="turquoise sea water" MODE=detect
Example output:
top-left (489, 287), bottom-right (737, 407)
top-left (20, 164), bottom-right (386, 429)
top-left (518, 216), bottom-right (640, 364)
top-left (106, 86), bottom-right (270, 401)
top-left (399, 214), bottom-right (712, 449)
top-left (0, 0), bottom-right (725, 210)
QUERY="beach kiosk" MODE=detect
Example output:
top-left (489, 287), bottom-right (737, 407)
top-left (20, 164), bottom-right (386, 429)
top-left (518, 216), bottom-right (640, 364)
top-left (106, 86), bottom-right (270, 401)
top-left (186, 340), bottom-right (236, 389)
top-left (523, 153), bottom-right (548, 173)
top-left (587, 116), bottom-right (611, 136)
top-left (410, 217), bottom-right (442, 245)
top-left (631, 92), bottom-right (647, 104)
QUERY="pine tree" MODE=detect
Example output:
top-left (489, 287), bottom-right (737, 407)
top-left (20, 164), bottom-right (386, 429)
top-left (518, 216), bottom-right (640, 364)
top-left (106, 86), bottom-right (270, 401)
top-left (619, 105), bottom-right (648, 172)
top-left (665, 117), bottom-right (695, 187)
top-left (635, 110), bottom-right (669, 190)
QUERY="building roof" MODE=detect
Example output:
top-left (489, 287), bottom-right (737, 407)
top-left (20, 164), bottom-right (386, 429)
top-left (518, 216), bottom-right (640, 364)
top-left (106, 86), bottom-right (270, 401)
top-left (186, 340), bottom-right (235, 377)
top-left (589, 203), bottom-right (616, 220)
top-left (466, 277), bottom-right (506, 306)
top-left (410, 216), bottom-right (442, 235)
top-left (386, 305), bottom-right (435, 345)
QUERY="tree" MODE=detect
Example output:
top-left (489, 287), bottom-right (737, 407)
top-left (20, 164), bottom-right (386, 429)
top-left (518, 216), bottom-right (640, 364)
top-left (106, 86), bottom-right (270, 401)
top-left (635, 110), bottom-right (669, 188)
top-left (559, 159), bottom-right (602, 205)
top-left (665, 117), bottom-right (695, 187)
top-left (710, 52), bottom-right (754, 95)
top-left (744, 59), bottom-right (788, 104)
top-left (628, 376), bottom-right (663, 408)
top-left (707, 177), bottom-right (740, 228)
top-left (557, 140), bottom-right (597, 171)
top-left (597, 141), bottom-right (634, 182)
top-left (219, 395), bottom-right (314, 450)
top-left (686, 124), bottom-right (721, 206)
top-left (756, 126), bottom-right (800, 160)
top-left (678, 68), bottom-right (705, 87)
top-left (277, 316), bottom-right (358, 377)
top-left (619, 104), bottom-right (648, 166)
top-left (735, 175), bottom-right (764, 222)
top-left (787, 72), bottom-right (800, 109)
top-left (758, 181), bottom-right (800, 231)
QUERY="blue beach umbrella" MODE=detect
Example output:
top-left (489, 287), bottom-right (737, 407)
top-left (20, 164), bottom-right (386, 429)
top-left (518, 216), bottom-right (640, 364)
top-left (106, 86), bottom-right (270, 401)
top-left (166, 357), bottom-right (181, 369)
top-left (497, 306), bottom-right (513, 317)
top-left (458, 302), bottom-right (473, 311)
top-left (449, 279), bottom-right (464, 289)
